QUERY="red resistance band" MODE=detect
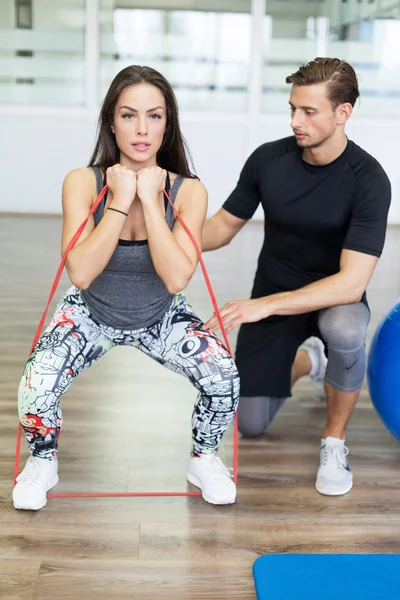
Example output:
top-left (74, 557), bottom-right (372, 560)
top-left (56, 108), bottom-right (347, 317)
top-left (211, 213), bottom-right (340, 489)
top-left (14, 184), bottom-right (239, 498)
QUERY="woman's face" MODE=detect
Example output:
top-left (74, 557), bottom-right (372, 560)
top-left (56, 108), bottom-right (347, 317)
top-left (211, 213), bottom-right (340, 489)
top-left (113, 83), bottom-right (167, 168)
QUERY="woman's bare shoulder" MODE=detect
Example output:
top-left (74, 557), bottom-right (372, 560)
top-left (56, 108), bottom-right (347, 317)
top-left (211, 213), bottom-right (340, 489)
top-left (62, 167), bottom-right (99, 201)
top-left (63, 166), bottom-right (97, 187)
top-left (180, 176), bottom-right (207, 195)
top-left (174, 177), bottom-right (207, 216)
top-left (61, 168), bottom-right (100, 214)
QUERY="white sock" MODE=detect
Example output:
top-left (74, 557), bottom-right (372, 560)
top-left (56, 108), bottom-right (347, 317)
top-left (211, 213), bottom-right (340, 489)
top-left (322, 436), bottom-right (345, 446)
top-left (302, 346), bottom-right (318, 378)
top-left (308, 357), bottom-right (318, 379)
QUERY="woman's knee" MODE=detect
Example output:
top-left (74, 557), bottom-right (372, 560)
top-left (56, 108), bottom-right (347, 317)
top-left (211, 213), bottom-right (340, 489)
top-left (223, 358), bottom-right (240, 410)
top-left (17, 347), bottom-right (66, 419)
top-left (205, 351), bottom-right (240, 393)
top-left (17, 361), bottom-right (33, 419)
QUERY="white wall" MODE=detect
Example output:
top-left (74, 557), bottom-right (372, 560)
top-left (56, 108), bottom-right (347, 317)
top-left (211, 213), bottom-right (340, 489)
top-left (0, 111), bottom-right (95, 214)
top-left (1, 109), bottom-right (399, 222)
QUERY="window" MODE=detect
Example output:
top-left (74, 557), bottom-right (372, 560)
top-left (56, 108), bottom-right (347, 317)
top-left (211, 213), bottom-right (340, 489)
top-left (99, 1), bottom-right (252, 111)
top-left (0, 0), bottom-right (86, 105)
top-left (262, 0), bottom-right (400, 116)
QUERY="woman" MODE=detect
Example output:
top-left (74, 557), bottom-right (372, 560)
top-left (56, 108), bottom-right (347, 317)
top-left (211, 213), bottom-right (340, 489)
top-left (13, 65), bottom-right (239, 511)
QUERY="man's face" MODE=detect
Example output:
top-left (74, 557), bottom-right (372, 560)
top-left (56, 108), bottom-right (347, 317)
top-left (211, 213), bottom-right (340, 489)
top-left (289, 83), bottom-right (340, 149)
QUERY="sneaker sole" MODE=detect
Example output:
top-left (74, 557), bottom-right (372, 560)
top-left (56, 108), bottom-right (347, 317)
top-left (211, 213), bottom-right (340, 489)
top-left (13, 474), bottom-right (59, 511)
top-left (186, 472), bottom-right (236, 505)
top-left (315, 479), bottom-right (353, 496)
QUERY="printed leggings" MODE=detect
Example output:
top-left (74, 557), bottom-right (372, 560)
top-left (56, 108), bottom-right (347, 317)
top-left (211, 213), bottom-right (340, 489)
top-left (18, 287), bottom-right (240, 460)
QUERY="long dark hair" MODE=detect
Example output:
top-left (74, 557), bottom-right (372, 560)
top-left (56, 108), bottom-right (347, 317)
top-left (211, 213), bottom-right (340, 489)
top-left (88, 65), bottom-right (197, 178)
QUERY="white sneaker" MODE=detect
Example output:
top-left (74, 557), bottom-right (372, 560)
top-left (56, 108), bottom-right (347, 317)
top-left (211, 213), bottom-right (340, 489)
top-left (315, 437), bottom-right (353, 496)
top-left (186, 454), bottom-right (236, 505)
top-left (13, 455), bottom-right (59, 510)
top-left (300, 336), bottom-right (328, 398)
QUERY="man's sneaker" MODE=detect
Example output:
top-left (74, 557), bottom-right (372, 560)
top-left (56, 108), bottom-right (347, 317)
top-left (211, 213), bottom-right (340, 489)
top-left (315, 437), bottom-right (353, 496)
top-left (300, 336), bottom-right (328, 398)
top-left (186, 454), bottom-right (236, 505)
top-left (13, 455), bottom-right (59, 510)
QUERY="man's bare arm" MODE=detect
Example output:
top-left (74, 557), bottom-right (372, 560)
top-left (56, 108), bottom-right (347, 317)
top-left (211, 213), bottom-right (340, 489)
top-left (202, 208), bottom-right (247, 251)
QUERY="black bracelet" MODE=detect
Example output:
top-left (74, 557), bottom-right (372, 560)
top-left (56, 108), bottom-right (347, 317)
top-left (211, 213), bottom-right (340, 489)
top-left (107, 207), bottom-right (128, 217)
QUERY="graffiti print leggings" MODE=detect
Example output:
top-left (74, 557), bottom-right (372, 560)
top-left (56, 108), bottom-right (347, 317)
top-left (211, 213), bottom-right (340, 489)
top-left (18, 287), bottom-right (240, 460)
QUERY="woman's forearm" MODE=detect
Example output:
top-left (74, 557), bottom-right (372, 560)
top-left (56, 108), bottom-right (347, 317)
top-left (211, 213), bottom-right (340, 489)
top-left (66, 200), bottom-right (128, 289)
top-left (143, 201), bottom-right (194, 293)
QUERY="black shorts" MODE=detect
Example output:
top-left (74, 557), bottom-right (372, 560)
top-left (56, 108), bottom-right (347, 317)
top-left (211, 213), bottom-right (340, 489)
top-left (235, 312), bottom-right (324, 398)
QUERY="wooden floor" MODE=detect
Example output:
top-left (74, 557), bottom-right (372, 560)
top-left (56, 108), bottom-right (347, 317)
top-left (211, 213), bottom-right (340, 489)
top-left (1, 216), bottom-right (400, 599)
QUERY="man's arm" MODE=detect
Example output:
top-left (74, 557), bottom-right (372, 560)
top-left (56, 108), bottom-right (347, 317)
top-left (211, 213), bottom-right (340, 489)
top-left (202, 208), bottom-right (247, 251)
top-left (203, 145), bottom-right (264, 251)
top-left (260, 248), bottom-right (377, 315)
top-left (204, 249), bottom-right (378, 333)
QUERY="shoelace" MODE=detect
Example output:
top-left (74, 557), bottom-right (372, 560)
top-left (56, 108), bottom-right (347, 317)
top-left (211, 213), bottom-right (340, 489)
top-left (17, 456), bottom-right (55, 486)
top-left (203, 455), bottom-right (234, 481)
top-left (321, 444), bottom-right (349, 469)
top-left (17, 457), bottom-right (43, 485)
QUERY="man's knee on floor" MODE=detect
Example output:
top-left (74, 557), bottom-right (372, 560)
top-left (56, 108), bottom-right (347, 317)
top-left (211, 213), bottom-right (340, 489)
top-left (238, 414), bottom-right (266, 438)
top-left (237, 396), bottom-right (286, 438)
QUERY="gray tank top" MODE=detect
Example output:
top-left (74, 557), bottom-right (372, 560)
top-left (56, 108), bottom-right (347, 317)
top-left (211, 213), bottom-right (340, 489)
top-left (81, 167), bottom-right (184, 330)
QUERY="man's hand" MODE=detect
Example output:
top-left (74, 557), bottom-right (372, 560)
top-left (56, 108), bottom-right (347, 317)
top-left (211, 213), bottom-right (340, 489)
top-left (203, 298), bottom-right (270, 334)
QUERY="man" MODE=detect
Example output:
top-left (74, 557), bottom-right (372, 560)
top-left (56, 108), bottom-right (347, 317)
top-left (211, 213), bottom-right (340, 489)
top-left (202, 58), bottom-right (391, 496)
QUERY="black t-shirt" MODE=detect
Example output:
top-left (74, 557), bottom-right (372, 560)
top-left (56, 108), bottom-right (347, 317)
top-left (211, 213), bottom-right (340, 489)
top-left (223, 136), bottom-right (391, 299)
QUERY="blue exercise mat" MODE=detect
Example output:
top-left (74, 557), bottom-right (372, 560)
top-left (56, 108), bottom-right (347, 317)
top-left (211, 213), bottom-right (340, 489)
top-left (253, 554), bottom-right (400, 600)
